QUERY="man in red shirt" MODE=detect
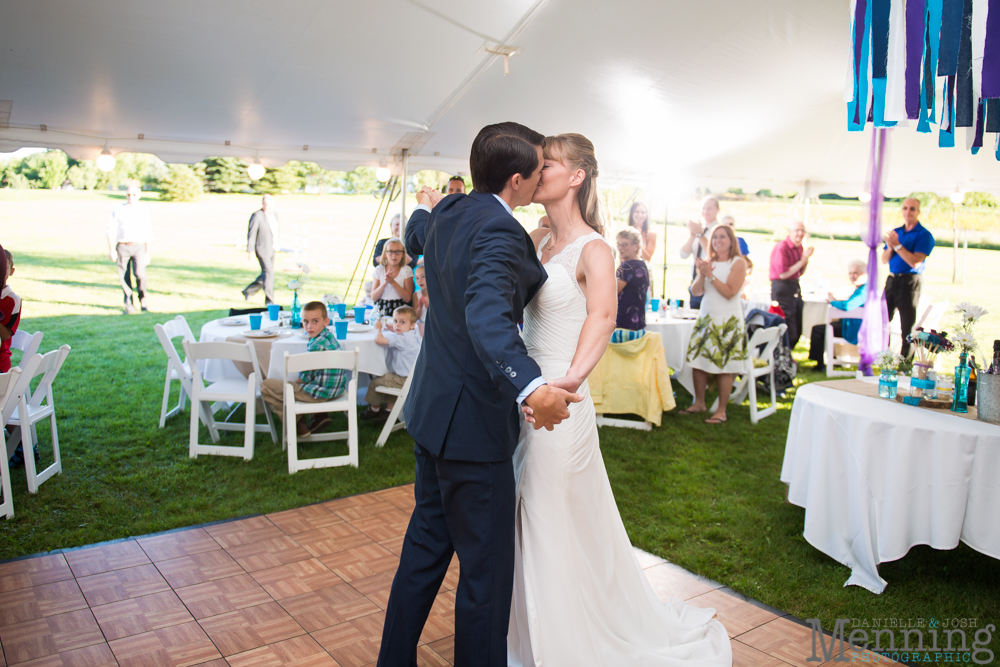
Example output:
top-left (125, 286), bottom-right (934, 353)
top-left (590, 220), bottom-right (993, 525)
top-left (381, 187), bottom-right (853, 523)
top-left (769, 221), bottom-right (813, 349)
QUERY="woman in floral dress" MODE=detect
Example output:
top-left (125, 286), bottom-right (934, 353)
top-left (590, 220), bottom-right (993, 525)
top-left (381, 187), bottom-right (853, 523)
top-left (682, 224), bottom-right (748, 424)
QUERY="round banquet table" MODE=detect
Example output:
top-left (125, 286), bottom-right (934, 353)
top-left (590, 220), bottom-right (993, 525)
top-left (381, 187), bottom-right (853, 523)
top-left (198, 315), bottom-right (388, 382)
top-left (643, 312), bottom-right (696, 395)
top-left (780, 379), bottom-right (1000, 594)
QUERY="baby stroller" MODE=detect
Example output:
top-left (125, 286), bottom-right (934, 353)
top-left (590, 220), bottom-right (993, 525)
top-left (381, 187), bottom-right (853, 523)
top-left (745, 308), bottom-right (797, 396)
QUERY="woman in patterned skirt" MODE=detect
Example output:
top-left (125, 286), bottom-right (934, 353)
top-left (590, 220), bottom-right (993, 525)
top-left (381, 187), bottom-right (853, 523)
top-left (682, 224), bottom-right (748, 424)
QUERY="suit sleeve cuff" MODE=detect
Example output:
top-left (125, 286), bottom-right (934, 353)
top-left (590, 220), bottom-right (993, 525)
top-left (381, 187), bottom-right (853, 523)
top-left (516, 376), bottom-right (546, 405)
top-left (413, 204), bottom-right (431, 214)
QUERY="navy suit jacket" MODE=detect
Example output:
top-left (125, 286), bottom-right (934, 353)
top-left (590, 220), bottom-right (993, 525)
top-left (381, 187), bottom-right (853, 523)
top-left (403, 191), bottom-right (546, 462)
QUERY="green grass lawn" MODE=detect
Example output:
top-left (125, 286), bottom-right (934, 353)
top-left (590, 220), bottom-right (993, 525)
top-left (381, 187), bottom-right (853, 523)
top-left (2, 190), bottom-right (998, 659)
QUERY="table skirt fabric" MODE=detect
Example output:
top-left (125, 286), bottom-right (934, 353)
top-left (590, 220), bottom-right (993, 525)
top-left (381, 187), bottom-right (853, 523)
top-left (781, 383), bottom-right (1000, 593)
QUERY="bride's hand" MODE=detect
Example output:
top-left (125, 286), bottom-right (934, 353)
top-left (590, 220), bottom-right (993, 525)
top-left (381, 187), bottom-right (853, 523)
top-left (548, 375), bottom-right (583, 395)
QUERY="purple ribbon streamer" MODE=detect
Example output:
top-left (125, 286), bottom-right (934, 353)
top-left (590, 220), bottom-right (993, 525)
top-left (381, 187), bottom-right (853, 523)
top-left (853, 0), bottom-right (870, 126)
top-left (858, 128), bottom-right (890, 375)
top-left (905, 0), bottom-right (927, 119)
top-left (984, 0), bottom-right (1000, 97)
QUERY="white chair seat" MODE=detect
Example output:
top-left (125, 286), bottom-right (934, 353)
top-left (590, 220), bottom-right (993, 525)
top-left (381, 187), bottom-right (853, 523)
top-left (202, 378), bottom-right (259, 397)
top-left (0, 364), bottom-right (36, 520)
top-left (8, 403), bottom-right (55, 423)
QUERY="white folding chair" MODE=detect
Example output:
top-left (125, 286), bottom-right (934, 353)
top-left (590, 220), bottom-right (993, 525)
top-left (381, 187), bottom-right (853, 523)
top-left (825, 305), bottom-right (864, 377)
top-left (375, 372), bottom-right (414, 447)
top-left (154, 316), bottom-right (204, 428)
top-left (6, 346), bottom-right (71, 493)
top-left (714, 324), bottom-right (786, 424)
top-left (0, 362), bottom-right (37, 519)
top-left (183, 340), bottom-right (277, 461)
top-left (282, 349), bottom-right (359, 473)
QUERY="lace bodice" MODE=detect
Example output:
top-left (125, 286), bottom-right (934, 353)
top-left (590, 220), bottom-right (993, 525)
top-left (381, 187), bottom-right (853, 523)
top-left (522, 231), bottom-right (608, 380)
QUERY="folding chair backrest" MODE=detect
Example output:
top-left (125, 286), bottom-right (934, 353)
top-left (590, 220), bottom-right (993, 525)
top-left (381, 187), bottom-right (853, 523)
top-left (1, 355), bottom-right (40, 425)
top-left (22, 346), bottom-right (71, 412)
top-left (285, 348), bottom-right (359, 379)
top-left (747, 326), bottom-right (782, 370)
top-left (10, 330), bottom-right (43, 364)
top-left (0, 367), bottom-right (23, 416)
top-left (919, 299), bottom-right (949, 331)
top-left (155, 318), bottom-right (194, 379)
top-left (184, 340), bottom-right (262, 388)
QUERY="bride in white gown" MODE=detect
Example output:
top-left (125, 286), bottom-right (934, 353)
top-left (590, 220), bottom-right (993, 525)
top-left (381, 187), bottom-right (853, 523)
top-left (508, 133), bottom-right (732, 667)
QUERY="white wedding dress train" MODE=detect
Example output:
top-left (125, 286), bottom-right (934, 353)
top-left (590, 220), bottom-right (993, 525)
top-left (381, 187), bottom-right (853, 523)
top-left (507, 232), bottom-right (732, 667)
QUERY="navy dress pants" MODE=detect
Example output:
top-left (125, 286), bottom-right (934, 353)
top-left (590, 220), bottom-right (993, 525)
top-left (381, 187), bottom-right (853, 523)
top-left (377, 444), bottom-right (515, 667)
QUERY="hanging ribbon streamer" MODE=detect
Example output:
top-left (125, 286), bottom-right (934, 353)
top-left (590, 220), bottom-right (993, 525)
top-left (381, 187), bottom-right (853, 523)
top-left (857, 129), bottom-right (890, 375)
top-left (849, 0), bottom-right (1000, 160)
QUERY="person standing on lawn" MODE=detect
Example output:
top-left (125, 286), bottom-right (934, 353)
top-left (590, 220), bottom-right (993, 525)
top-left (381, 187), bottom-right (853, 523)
top-left (242, 194), bottom-right (280, 305)
top-left (107, 181), bottom-right (152, 314)
top-left (882, 198), bottom-right (934, 358)
top-left (769, 220), bottom-right (813, 350)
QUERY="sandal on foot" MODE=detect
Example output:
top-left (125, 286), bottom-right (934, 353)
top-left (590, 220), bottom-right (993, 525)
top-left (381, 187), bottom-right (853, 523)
top-left (704, 416), bottom-right (727, 424)
top-left (678, 407), bottom-right (703, 415)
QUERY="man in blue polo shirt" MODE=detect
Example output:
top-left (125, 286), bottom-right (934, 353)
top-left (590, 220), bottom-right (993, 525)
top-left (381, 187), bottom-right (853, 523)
top-left (881, 198), bottom-right (934, 357)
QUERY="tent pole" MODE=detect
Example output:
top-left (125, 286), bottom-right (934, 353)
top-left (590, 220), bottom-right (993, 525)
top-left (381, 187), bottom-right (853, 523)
top-left (963, 228), bottom-right (968, 284)
top-left (661, 201), bottom-right (668, 300)
top-left (400, 148), bottom-right (409, 236)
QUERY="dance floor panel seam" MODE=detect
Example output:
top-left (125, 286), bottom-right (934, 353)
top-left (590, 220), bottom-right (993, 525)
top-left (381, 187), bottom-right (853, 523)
top-left (0, 485), bottom-right (899, 666)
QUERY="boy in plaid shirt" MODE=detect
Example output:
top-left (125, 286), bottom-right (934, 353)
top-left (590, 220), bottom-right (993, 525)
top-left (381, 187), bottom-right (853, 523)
top-left (261, 301), bottom-right (346, 436)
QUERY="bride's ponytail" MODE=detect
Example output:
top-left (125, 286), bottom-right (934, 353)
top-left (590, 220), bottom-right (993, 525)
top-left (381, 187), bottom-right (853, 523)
top-left (542, 134), bottom-right (604, 236)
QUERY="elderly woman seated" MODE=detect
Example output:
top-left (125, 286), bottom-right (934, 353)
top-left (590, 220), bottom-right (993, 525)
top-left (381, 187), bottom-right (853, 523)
top-left (808, 258), bottom-right (867, 367)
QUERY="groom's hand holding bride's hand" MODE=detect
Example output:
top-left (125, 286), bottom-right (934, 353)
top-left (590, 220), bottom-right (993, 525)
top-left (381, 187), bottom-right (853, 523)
top-left (416, 187), bottom-right (444, 209)
top-left (521, 384), bottom-right (584, 431)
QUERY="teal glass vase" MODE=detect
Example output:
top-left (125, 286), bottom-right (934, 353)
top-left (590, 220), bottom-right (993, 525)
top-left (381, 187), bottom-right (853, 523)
top-left (878, 368), bottom-right (898, 399)
top-left (290, 291), bottom-right (302, 328)
top-left (952, 352), bottom-right (970, 413)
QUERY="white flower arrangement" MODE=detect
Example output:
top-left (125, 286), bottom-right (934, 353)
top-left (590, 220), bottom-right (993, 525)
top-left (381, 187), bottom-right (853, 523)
top-left (288, 262), bottom-right (311, 291)
top-left (952, 302), bottom-right (987, 331)
top-left (951, 330), bottom-right (977, 354)
top-left (875, 349), bottom-right (904, 372)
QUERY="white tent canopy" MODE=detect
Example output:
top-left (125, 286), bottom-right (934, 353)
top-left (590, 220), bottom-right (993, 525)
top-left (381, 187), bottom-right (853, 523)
top-left (1, 0), bottom-right (997, 198)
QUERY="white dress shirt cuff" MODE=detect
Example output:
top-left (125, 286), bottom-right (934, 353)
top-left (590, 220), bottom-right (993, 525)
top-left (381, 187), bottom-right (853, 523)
top-left (517, 376), bottom-right (546, 405)
top-left (413, 204), bottom-right (431, 214)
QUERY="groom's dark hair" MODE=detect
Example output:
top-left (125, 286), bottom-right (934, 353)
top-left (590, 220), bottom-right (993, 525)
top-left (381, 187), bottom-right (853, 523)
top-left (470, 122), bottom-right (545, 195)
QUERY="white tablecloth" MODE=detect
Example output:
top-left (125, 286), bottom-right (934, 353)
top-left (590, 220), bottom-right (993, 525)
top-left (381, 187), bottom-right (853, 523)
top-left (198, 316), bottom-right (387, 381)
top-left (645, 314), bottom-right (696, 395)
top-left (780, 381), bottom-right (1000, 593)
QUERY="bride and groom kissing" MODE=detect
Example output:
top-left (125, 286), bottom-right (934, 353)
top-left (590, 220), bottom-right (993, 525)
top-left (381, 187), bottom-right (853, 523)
top-left (376, 123), bottom-right (732, 666)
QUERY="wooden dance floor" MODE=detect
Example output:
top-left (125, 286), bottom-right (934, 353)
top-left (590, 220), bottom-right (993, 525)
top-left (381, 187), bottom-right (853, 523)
top-left (0, 485), bottom-right (895, 666)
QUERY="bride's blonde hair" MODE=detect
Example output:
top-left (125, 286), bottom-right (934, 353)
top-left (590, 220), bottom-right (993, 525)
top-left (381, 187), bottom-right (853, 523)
top-left (542, 133), bottom-right (604, 236)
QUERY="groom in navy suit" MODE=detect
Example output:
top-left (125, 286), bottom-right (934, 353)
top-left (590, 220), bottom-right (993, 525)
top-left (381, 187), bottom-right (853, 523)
top-left (377, 123), bottom-right (581, 666)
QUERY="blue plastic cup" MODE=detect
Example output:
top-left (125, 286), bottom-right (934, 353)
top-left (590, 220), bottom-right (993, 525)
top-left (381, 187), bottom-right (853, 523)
top-left (267, 303), bottom-right (280, 320)
top-left (650, 298), bottom-right (660, 313)
top-left (249, 314), bottom-right (262, 330)
top-left (334, 320), bottom-right (348, 340)
top-left (334, 303), bottom-right (346, 319)
top-left (354, 308), bottom-right (366, 324)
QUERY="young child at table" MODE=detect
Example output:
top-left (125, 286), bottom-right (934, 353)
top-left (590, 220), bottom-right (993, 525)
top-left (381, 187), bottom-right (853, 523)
top-left (361, 305), bottom-right (421, 422)
top-left (260, 301), bottom-right (346, 437)
top-left (0, 246), bottom-right (21, 374)
top-left (412, 264), bottom-right (429, 337)
top-left (371, 237), bottom-right (414, 315)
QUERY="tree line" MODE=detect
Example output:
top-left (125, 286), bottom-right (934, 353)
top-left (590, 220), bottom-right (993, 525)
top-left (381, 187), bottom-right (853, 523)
top-left (0, 150), bottom-right (453, 200)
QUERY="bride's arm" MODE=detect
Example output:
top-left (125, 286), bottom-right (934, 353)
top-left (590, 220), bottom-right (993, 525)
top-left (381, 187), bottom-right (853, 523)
top-left (549, 240), bottom-right (617, 394)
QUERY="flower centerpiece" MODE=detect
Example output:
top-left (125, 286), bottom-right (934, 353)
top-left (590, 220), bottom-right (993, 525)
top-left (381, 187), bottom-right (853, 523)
top-left (288, 262), bottom-right (310, 328)
top-left (906, 328), bottom-right (954, 399)
top-left (875, 349), bottom-right (904, 399)
top-left (949, 302), bottom-right (987, 413)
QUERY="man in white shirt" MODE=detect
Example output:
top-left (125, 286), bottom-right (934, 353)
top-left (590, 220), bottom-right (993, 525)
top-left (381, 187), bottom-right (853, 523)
top-left (680, 195), bottom-right (721, 309)
top-left (107, 181), bottom-right (152, 314)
